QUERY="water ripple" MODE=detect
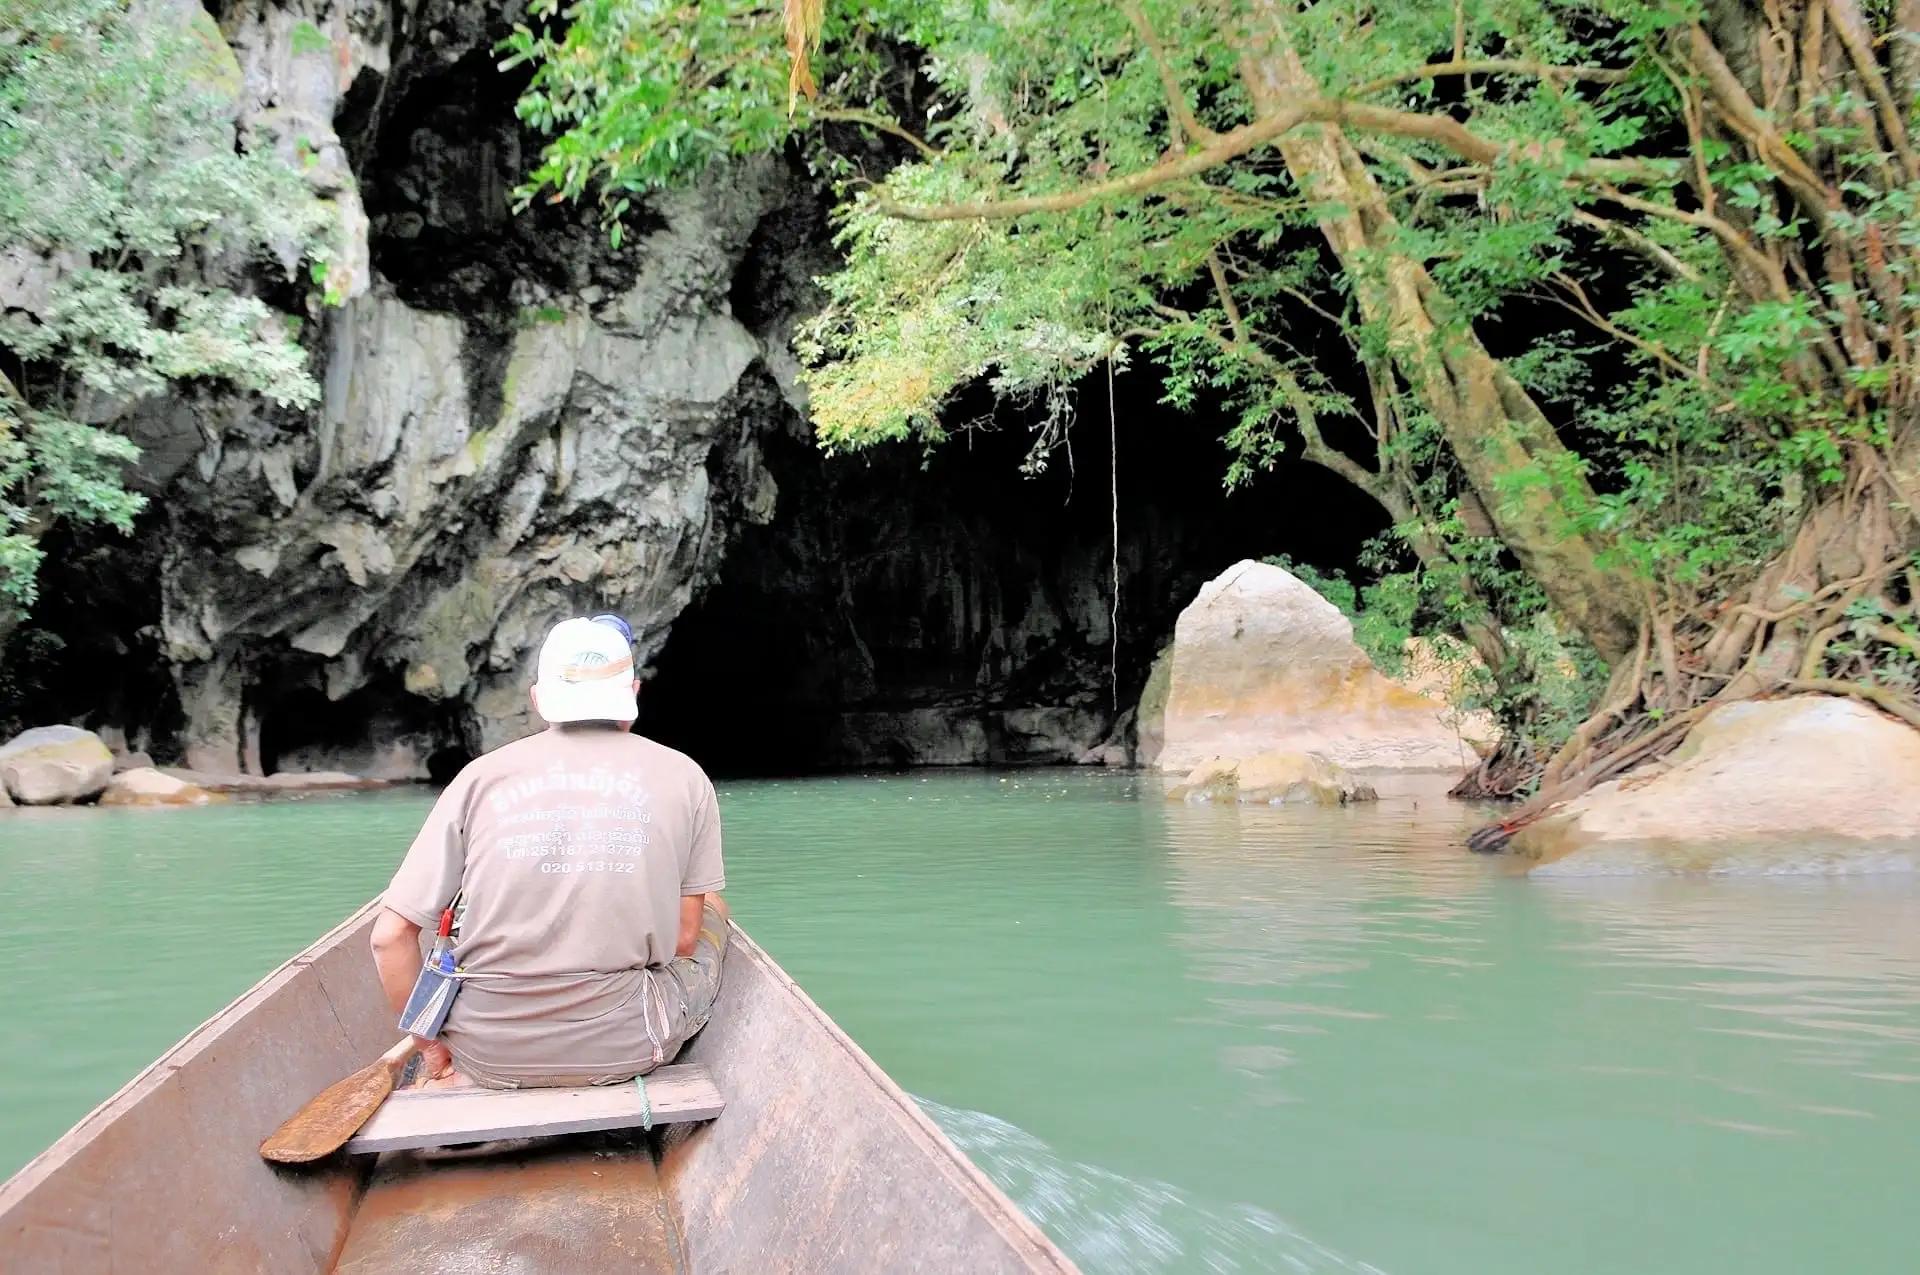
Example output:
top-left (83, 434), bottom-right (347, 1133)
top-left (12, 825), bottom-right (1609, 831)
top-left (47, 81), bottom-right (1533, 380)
top-left (921, 1098), bottom-right (1387, 1275)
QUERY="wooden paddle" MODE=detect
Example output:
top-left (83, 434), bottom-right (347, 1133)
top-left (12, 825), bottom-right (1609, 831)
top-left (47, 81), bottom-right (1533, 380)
top-left (259, 1037), bottom-right (416, 1163)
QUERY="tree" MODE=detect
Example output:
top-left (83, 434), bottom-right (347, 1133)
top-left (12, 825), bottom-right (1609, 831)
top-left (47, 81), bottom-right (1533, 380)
top-left (0, 0), bottom-right (334, 644)
top-left (510, 0), bottom-right (1920, 814)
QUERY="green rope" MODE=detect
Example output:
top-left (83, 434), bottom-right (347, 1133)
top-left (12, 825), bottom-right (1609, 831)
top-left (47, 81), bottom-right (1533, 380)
top-left (635, 1073), bottom-right (653, 1131)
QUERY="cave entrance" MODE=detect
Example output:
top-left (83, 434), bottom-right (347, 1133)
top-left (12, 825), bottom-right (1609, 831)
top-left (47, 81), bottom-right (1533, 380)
top-left (256, 677), bottom-right (469, 782)
top-left (640, 374), bottom-right (1387, 778)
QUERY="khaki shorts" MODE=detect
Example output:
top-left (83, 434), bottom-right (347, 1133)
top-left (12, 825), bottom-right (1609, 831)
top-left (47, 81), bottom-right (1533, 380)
top-left (455, 904), bottom-right (729, 1089)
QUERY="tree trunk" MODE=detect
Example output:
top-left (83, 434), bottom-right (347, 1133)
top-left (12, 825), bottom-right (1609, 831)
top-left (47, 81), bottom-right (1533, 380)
top-left (1239, 6), bottom-right (1645, 666)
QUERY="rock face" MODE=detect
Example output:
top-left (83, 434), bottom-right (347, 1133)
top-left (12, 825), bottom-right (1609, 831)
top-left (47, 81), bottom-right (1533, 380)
top-left (1168, 752), bottom-right (1378, 805)
top-left (0, 726), bottom-right (116, 805)
top-left (100, 0), bottom-right (811, 776)
top-left (1149, 561), bottom-right (1477, 775)
top-left (99, 768), bottom-right (213, 807)
top-left (1514, 697), bottom-right (1920, 873)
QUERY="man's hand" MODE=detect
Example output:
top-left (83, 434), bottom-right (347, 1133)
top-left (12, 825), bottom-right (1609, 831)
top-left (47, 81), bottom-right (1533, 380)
top-left (417, 1038), bottom-right (455, 1081)
top-left (676, 892), bottom-right (728, 957)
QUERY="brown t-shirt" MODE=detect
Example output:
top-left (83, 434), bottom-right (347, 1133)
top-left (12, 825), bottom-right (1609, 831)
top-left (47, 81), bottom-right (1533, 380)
top-left (382, 725), bottom-right (724, 1078)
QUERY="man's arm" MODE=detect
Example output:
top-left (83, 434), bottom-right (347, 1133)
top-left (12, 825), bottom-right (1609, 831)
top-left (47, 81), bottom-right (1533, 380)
top-left (371, 907), bottom-right (425, 1016)
top-left (677, 894), bottom-right (705, 959)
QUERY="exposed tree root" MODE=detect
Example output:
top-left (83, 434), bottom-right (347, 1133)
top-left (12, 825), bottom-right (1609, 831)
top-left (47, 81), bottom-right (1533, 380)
top-left (1461, 485), bottom-right (1920, 850)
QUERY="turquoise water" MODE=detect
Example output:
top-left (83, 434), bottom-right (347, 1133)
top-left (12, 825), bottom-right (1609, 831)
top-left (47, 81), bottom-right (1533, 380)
top-left (4, 771), bottom-right (1918, 1273)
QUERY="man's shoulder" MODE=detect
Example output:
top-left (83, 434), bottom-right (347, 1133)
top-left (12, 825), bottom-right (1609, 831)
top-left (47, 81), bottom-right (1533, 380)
top-left (472, 728), bottom-right (707, 777)
top-left (467, 730), bottom-right (559, 773)
top-left (626, 733), bottom-right (712, 788)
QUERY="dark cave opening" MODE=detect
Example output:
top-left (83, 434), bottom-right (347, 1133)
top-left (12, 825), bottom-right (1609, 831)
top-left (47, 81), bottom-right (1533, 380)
top-left (0, 516), bottom-right (176, 752)
top-left (427, 746), bottom-right (477, 786)
top-left (639, 371), bottom-right (1388, 778)
top-left (256, 677), bottom-right (468, 781)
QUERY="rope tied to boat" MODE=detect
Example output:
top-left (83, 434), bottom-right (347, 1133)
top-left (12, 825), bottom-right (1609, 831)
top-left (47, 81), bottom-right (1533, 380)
top-left (635, 1074), bottom-right (652, 1131)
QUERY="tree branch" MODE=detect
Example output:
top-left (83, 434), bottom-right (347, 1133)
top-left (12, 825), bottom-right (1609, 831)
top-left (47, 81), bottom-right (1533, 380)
top-left (1350, 58), bottom-right (1632, 98)
top-left (873, 105), bottom-right (1310, 220)
top-left (1120, 1), bottom-right (1217, 145)
top-left (1595, 187), bottom-right (1797, 304)
top-left (813, 109), bottom-right (941, 160)
top-left (1824, 0), bottom-right (1920, 182)
top-left (1570, 208), bottom-right (1704, 283)
top-left (1874, 623), bottom-right (1920, 663)
top-left (1153, 300), bottom-right (1389, 502)
top-left (1206, 251), bottom-right (1250, 344)
top-left (1784, 677), bottom-right (1920, 730)
top-left (873, 98), bottom-right (1673, 222)
top-left (1543, 272), bottom-right (1721, 394)
top-left (1678, 23), bottom-right (1832, 223)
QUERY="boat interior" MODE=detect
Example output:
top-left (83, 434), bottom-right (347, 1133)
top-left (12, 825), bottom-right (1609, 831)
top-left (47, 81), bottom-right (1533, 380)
top-left (0, 903), bottom-right (1076, 1274)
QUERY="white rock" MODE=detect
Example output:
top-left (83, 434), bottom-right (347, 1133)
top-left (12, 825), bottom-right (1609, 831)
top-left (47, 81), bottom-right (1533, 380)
top-left (1393, 637), bottom-right (1501, 753)
top-left (0, 726), bottom-right (116, 805)
top-left (1150, 561), bottom-right (1478, 774)
top-left (99, 768), bottom-right (213, 807)
top-left (1516, 696), bottom-right (1920, 873)
top-left (1169, 752), bottom-right (1378, 805)
top-left (257, 770), bottom-right (364, 790)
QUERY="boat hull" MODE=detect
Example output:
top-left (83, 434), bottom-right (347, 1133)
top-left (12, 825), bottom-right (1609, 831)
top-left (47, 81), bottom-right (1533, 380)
top-left (0, 902), bottom-right (1076, 1274)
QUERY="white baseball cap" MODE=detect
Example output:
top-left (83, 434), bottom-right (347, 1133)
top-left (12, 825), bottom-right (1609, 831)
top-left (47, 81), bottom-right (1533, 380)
top-left (533, 617), bottom-right (638, 723)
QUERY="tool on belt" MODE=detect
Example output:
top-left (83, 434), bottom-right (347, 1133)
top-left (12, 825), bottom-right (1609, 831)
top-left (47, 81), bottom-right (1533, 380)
top-left (397, 904), bottom-right (462, 1039)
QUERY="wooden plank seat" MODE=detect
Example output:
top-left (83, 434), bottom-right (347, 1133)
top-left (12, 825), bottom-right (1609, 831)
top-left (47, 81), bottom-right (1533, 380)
top-left (343, 1063), bottom-right (724, 1154)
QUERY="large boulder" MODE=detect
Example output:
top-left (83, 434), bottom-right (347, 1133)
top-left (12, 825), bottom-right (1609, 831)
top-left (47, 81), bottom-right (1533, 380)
top-left (1132, 645), bottom-right (1174, 768)
top-left (1514, 696), bottom-right (1920, 873)
top-left (1393, 637), bottom-right (1501, 753)
top-left (99, 767), bottom-right (214, 807)
top-left (1150, 561), bottom-right (1478, 775)
top-left (1169, 752), bottom-right (1378, 806)
top-left (0, 726), bottom-right (117, 805)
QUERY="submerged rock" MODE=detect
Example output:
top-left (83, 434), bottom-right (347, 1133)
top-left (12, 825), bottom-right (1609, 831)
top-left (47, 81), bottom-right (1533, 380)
top-left (1149, 561), bottom-right (1478, 775)
top-left (100, 768), bottom-right (214, 807)
top-left (1169, 752), bottom-right (1378, 805)
top-left (1515, 696), bottom-right (1920, 874)
top-left (0, 726), bottom-right (116, 805)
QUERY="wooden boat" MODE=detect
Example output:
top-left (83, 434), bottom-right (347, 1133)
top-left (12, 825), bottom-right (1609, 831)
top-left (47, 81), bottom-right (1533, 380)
top-left (0, 902), bottom-right (1078, 1273)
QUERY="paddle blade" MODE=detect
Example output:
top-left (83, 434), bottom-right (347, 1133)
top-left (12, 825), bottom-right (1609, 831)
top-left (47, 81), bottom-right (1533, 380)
top-left (259, 1060), bottom-right (399, 1163)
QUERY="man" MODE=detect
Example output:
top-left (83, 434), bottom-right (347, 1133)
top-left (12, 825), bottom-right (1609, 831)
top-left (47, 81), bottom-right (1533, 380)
top-left (370, 614), bottom-right (728, 1089)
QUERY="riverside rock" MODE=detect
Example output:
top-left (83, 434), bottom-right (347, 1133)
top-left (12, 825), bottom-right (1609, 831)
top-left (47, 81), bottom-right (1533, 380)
top-left (0, 726), bottom-right (116, 805)
top-left (1150, 561), bottom-right (1478, 775)
top-left (1514, 696), bottom-right (1920, 873)
top-left (99, 768), bottom-right (213, 807)
top-left (1169, 752), bottom-right (1378, 805)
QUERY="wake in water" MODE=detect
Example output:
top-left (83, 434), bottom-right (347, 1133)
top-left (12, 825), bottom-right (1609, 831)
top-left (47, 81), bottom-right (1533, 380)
top-left (918, 1098), bottom-right (1387, 1275)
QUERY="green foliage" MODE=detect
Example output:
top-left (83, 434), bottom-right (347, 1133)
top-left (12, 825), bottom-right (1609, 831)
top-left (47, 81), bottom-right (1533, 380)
top-left (0, 402), bottom-right (142, 614)
top-left (0, 0), bottom-right (332, 622)
top-left (516, 304), bottom-right (569, 327)
top-left (288, 21), bottom-right (331, 57)
top-left (516, 0), bottom-right (1920, 749)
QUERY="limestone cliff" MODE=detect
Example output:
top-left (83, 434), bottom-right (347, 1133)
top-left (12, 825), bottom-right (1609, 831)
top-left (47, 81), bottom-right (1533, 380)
top-left (121, 0), bottom-right (803, 774)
